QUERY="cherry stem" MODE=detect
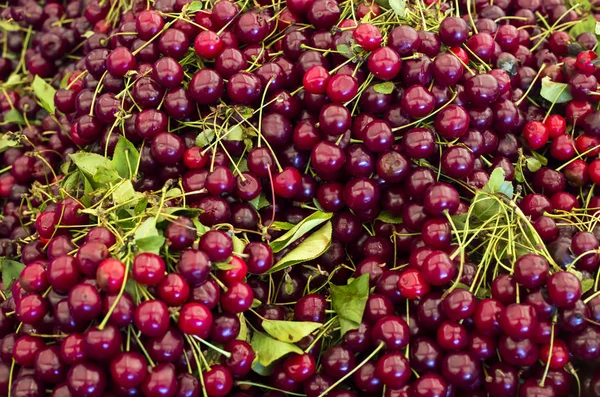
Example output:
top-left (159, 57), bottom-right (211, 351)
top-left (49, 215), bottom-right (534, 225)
top-left (192, 335), bottom-right (232, 358)
top-left (235, 382), bottom-right (307, 396)
top-left (317, 342), bottom-right (385, 397)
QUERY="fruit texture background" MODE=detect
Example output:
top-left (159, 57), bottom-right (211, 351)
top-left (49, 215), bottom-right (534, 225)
top-left (1, 0), bottom-right (600, 395)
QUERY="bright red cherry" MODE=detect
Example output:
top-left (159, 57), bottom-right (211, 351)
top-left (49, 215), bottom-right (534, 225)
top-left (368, 47), bottom-right (401, 81)
top-left (545, 114), bottom-right (567, 138)
top-left (353, 23), bottom-right (382, 51)
top-left (576, 50), bottom-right (598, 75)
top-left (540, 339), bottom-right (569, 369)
top-left (522, 121), bottom-right (549, 150)
top-left (194, 31), bottom-right (223, 59)
top-left (303, 66), bottom-right (330, 95)
top-left (397, 269), bottom-right (429, 299)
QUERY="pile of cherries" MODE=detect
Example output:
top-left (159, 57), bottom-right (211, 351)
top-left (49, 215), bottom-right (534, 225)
top-left (2, 0), bottom-right (600, 395)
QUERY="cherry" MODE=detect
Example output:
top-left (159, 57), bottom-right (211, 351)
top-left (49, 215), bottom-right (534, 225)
top-left (199, 230), bottom-right (233, 262)
top-left (540, 339), bottom-right (569, 369)
top-left (322, 344), bottom-right (356, 378)
top-left (499, 303), bottom-right (538, 339)
top-left (136, 10), bottom-right (164, 40)
top-left (547, 271), bottom-right (581, 308)
top-left (326, 74), bottom-right (358, 103)
top-left (110, 351), bottom-right (147, 389)
top-left (397, 269), bottom-right (429, 299)
top-left (132, 252), bottom-right (166, 286)
top-left (106, 47), bottom-right (136, 77)
top-left (221, 281), bottom-right (254, 313)
top-left (283, 353), bottom-right (317, 383)
top-left (195, 30), bottom-right (223, 59)
top-left (514, 253), bottom-right (549, 289)
top-left (13, 335), bottom-right (44, 366)
top-left (319, 103), bottom-right (351, 136)
top-left (353, 23), bottom-right (382, 51)
top-left (134, 299), bottom-right (170, 337)
top-left (371, 315), bottom-right (410, 350)
top-left (142, 363), bottom-right (177, 397)
top-left (83, 324), bottom-right (122, 362)
top-left (412, 374), bottom-right (448, 397)
top-left (34, 346), bottom-right (66, 384)
top-left (19, 263), bottom-right (49, 293)
top-left (422, 250), bottom-right (456, 286)
top-left (274, 167), bottom-right (302, 198)
top-left (96, 258), bottom-right (125, 293)
top-left (368, 47), bottom-right (401, 81)
top-left (68, 283), bottom-right (102, 322)
top-left (473, 298), bottom-right (504, 335)
top-left (203, 365), bottom-right (233, 397)
top-left (66, 363), bottom-right (107, 397)
top-left (223, 340), bottom-right (254, 376)
top-left (16, 293), bottom-right (48, 325)
top-left (484, 363), bottom-right (518, 397)
top-left (375, 352), bottom-right (410, 389)
top-left (439, 17), bottom-right (470, 46)
top-left (440, 351), bottom-right (481, 390)
top-left (165, 216), bottom-right (196, 251)
top-left (437, 320), bottom-right (468, 351)
top-left (189, 69), bottom-right (224, 105)
top-left (179, 302), bottom-right (213, 338)
top-left (441, 288), bottom-right (476, 320)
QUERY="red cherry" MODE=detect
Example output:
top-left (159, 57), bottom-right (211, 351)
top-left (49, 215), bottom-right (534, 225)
top-left (353, 23), bottom-right (382, 51)
top-left (576, 50), bottom-right (597, 75)
top-left (216, 256), bottom-right (248, 286)
top-left (449, 47), bottom-right (469, 65)
top-left (522, 121), bottom-right (549, 150)
top-left (368, 47), bottom-right (401, 81)
top-left (545, 114), bottom-right (566, 138)
top-left (303, 66), bottom-right (330, 95)
top-left (194, 31), bottom-right (223, 59)
top-left (397, 269), bottom-right (429, 299)
top-left (540, 339), bottom-right (569, 369)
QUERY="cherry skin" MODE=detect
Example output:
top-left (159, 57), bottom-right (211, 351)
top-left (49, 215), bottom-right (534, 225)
top-left (547, 271), bottom-right (582, 308)
top-left (540, 339), bottom-right (569, 369)
top-left (368, 47), bottom-right (401, 81)
top-left (178, 302), bottom-right (213, 338)
top-left (397, 269), bottom-right (429, 299)
top-left (132, 252), bottom-right (166, 286)
top-left (109, 351), bottom-right (147, 389)
top-left (353, 23), bottom-right (382, 51)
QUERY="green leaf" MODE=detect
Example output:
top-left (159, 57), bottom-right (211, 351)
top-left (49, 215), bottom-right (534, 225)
top-left (267, 221), bottom-right (333, 274)
top-left (62, 172), bottom-right (80, 191)
top-left (225, 125), bottom-right (244, 141)
top-left (526, 157), bottom-right (542, 172)
top-left (482, 168), bottom-right (513, 199)
top-left (389, 0), bottom-right (406, 16)
top-left (330, 273), bottom-right (370, 334)
top-left (196, 129), bottom-right (215, 147)
top-left (184, 0), bottom-right (203, 11)
top-left (237, 313), bottom-right (248, 341)
top-left (251, 298), bottom-right (262, 308)
top-left (250, 332), bottom-right (303, 367)
top-left (32, 75), bottom-right (56, 114)
top-left (134, 217), bottom-right (165, 254)
top-left (82, 31), bottom-right (95, 38)
top-left (0, 134), bottom-right (20, 152)
top-left (453, 283), bottom-right (470, 290)
top-left (339, 317), bottom-right (360, 336)
top-left (475, 287), bottom-right (489, 300)
top-left (262, 320), bottom-right (322, 343)
top-left (569, 14), bottom-right (596, 38)
top-left (451, 213), bottom-right (468, 229)
top-left (215, 262), bottom-right (236, 270)
top-left (60, 72), bottom-right (73, 89)
top-left (0, 258), bottom-right (24, 289)
top-left (93, 166), bottom-right (120, 184)
top-left (69, 152), bottom-right (115, 183)
top-left (113, 180), bottom-right (138, 206)
top-left (472, 192), bottom-right (501, 221)
top-left (248, 193), bottom-right (270, 211)
top-left (531, 150), bottom-right (548, 166)
top-left (270, 211), bottom-right (333, 253)
top-left (191, 219), bottom-right (208, 237)
top-left (4, 109), bottom-right (24, 125)
top-left (570, 0), bottom-right (591, 12)
top-left (582, 278), bottom-right (595, 294)
top-left (373, 82), bottom-right (395, 95)
top-left (271, 221), bottom-right (295, 231)
top-left (376, 211), bottom-right (403, 224)
top-left (112, 136), bottom-right (139, 179)
top-left (336, 44), bottom-right (353, 58)
top-left (251, 361), bottom-right (272, 376)
top-left (136, 236), bottom-right (165, 255)
top-left (81, 174), bottom-right (93, 207)
top-left (232, 235), bottom-right (245, 254)
top-left (0, 20), bottom-right (20, 31)
top-left (135, 197), bottom-right (148, 214)
top-left (540, 77), bottom-right (573, 104)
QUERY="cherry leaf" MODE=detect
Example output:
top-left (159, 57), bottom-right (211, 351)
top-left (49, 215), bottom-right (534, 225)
top-left (195, 129), bottom-right (215, 147)
top-left (270, 221), bottom-right (295, 231)
top-left (526, 157), bottom-right (542, 172)
top-left (389, 0), bottom-right (406, 16)
top-left (375, 211), bottom-right (403, 224)
top-left (70, 152), bottom-right (116, 184)
top-left (184, 1), bottom-right (203, 12)
top-left (582, 278), bottom-right (594, 294)
top-left (4, 109), bottom-right (25, 125)
top-left (0, 133), bottom-right (20, 152)
top-left (251, 332), bottom-right (303, 367)
top-left (32, 75), bottom-right (56, 114)
top-left (0, 259), bottom-right (24, 290)
top-left (232, 235), bottom-right (245, 254)
top-left (112, 136), bottom-right (140, 179)
top-left (262, 320), bottom-right (322, 343)
top-left (569, 14), bottom-right (595, 38)
top-left (339, 318), bottom-right (361, 337)
top-left (331, 273), bottom-right (370, 334)
top-left (373, 82), bottom-right (395, 95)
top-left (266, 221), bottom-right (332, 274)
top-left (248, 193), bottom-right (270, 211)
top-left (134, 217), bottom-right (165, 254)
top-left (270, 211), bottom-right (332, 253)
top-left (540, 77), bottom-right (573, 104)
top-left (237, 313), bottom-right (249, 342)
